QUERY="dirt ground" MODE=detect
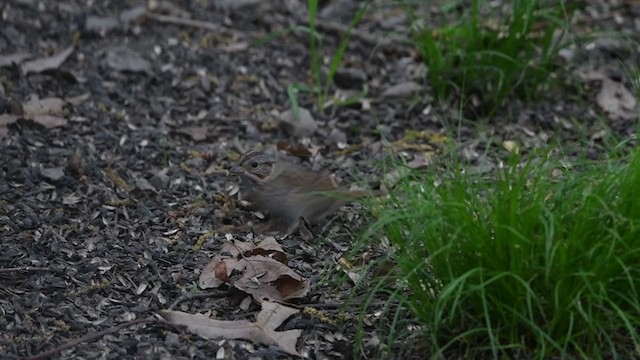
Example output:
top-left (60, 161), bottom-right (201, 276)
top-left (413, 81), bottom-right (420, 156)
top-left (1, 1), bottom-right (638, 359)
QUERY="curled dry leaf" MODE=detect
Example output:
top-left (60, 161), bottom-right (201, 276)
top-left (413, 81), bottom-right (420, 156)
top-left (233, 255), bottom-right (309, 302)
top-left (159, 301), bottom-right (302, 356)
top-left (243, 236), bottom-right (288, 263)
top-left (199, 237), bottom-right (309, 302)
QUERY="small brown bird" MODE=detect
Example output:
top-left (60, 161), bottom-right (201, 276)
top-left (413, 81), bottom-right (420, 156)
top-left (230, 150), bottom-right (367, 234)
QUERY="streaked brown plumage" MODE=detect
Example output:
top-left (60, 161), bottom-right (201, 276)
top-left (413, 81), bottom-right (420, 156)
top-left (230, 150), bottom-right (365, 234)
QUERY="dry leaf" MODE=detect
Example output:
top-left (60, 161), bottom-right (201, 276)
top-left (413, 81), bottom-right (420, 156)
top-left (199, 238), bottom-right (309, 302)
top-left (233, 255), bottom-right (309, 302)
top-left (596, 79), bottom-right (637, 121)
top-left (159, 301), bottom-right (302, 356)
top-left (502, 140), bottom-right (519, 154)
top-left (9, 95), bottom-right (69, 132)
top-left (21, 46), bottom-right (74, 75)
top-left (244, 237), bottom-right (288, 263)
top-left (22, 96), bottom-right (66, 116)
top-left (577, 68), bottom-right (638, 121)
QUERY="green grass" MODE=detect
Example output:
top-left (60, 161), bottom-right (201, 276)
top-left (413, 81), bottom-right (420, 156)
top-left (298, 0), bottom-right (370, 111)
top-left (253, 1), bottom-right (370, 114)
top-left (359, 146), bottom-right (640, 358)
top-left (408, 0), bottom-right (573, 113)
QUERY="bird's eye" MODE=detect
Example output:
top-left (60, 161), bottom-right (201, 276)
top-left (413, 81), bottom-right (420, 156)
top-left (250, 161), bottom-right (259, 168)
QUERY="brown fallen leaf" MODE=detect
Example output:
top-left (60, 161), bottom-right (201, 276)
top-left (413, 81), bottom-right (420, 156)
top-left (243, 236), bottom-right (287, 263)
top-left (199, 238), bottom-right (309, 302)
top-left (233, 255), bottom-right (310, 302)
top-left (158, 301), bottom-right (302, 356)
top-left (21, 46), bottom-right (74, 75)
top-left (199, 239), bottom-right (276, 289)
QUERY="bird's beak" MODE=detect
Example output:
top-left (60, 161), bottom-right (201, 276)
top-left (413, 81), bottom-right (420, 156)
top-left (229, 165), bottom-right (242, 175)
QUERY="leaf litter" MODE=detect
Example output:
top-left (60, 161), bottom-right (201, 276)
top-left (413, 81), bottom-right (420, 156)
top-left (159, 301), bottom-right (302, 356)
top-left (199, 237), bottom-right (310, 302)
top-left (0, 95), bottom-right (68, 138)
top-left (577, 68), bottom-right (638, 121)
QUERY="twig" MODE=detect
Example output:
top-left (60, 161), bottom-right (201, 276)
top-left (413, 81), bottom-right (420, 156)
top-left (25, 317), bottom-right (156, 360)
